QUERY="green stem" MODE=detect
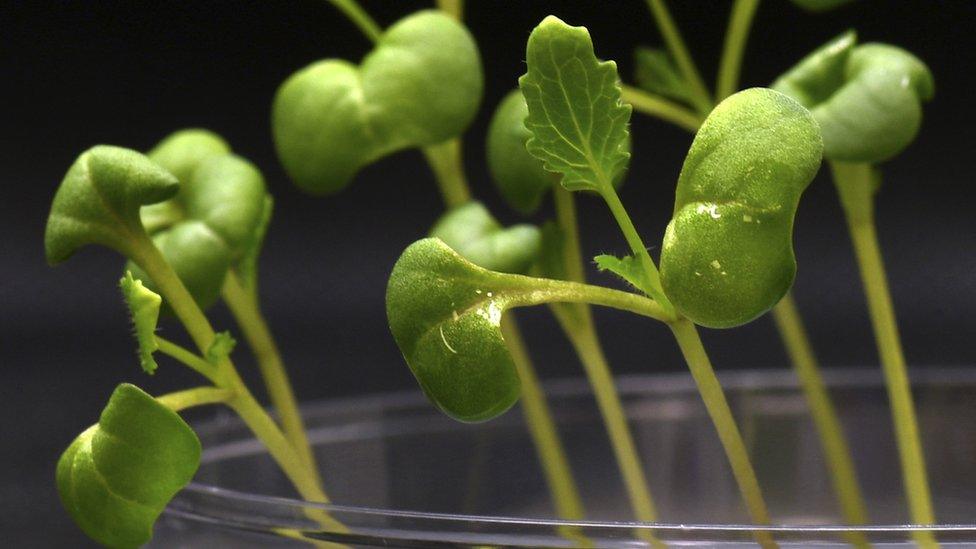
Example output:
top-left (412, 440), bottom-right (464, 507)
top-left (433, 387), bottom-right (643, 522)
top-left (157, 386), bottom-right (234, 412)
top-left (669, 319), bottom-right (776, 549)
top-left (324, 0), bottom-right (382, 43)
top-left (422, 140), bottom-right (472, 208)
top-left (831, 161), bottom-right (937, 547)
top-left (600, 188), bottom-right (674, 314)
top-left (155, 336), bottom-right (221, 383)
top-left (500, 314), bottom-right (586, 522)
top-left (772, 295), bottom-right (870, 547)
top-left (508, 276), bottom-right (673, 323)
top-left (436, 0), bottom-right (463, 21)
top-left (222, 271), bottom-right (321, 488)
top-left (715, 0), bottom-right (761, 102)
top-left (643, 0), bottom-right (714, 116)
top-left (619, 85), bottom-right (703, 132)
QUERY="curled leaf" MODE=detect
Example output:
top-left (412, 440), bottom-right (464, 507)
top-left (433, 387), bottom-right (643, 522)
top-left (633, 47), bottom-right (692, 104)
top-left (120, 271), bottom-right (161, 374)
top-left (773, 31), bottom-right (933, 163)
top-left (273, 10), bottom-right (483, 195)
top-left (429, 202), bottom-right (541, 274)
top-left (128, 131), bottom-right (271, 310)
top-left (519, 16), bottom-right (631, 193)
top-left (659, 88), bottom-right (823, 328)
top-left (57, 384), bottom-right (201, 548)
top-left (45, 146), bottom-right (179, 265)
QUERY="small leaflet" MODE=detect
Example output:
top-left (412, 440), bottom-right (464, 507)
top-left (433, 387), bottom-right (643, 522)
top-left (206, 331), bottom-right (237, 365)
top-left (594, 254), bottom-right (655, 296)
top-left (119, 271), bottom-right (162, 374)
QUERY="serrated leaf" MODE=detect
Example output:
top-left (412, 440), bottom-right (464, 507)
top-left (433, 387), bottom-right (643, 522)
top-left (119, 271), bottom-right (161, 374)
top-left (773, 32), bottom-right (934, 163)
top-left (633, 47), bottom-right (692, 104)
top-left (429, 202), bottom-right (541, 274)
top-left (206, 331), bottom-right (237, 364)
top-left (659, 88), bottom-right (823, 328)
top-left (519, 16), bottom-right (632, 193)
top-left (45, 146), bottom-right (179, 265)
top-left (594, 254), bottom-right (654, 296)
top-left (57, 384), bottom-right (201, 548)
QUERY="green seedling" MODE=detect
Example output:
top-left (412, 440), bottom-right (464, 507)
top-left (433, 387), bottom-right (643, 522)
top-left (272, 10), bottom-right (482, 195)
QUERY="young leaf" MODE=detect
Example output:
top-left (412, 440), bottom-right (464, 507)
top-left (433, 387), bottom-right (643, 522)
top-left (633, 47), bottom-right (692, 104)
top-left (120, 271), bottom-right (162, 374)
top-left (429, 202), bottom-right (541, 274)
top-left (594, 254), bottom-right (654, 296)
top-left (57, 384), bottom-right (201, 548)
top-left (206, 331), bottom-right (237, 364)
top-left (273, 10), bottom-right (483, 195)
top-left (386, 238), bottom-right (525, 422)
top-left (659, 88), bottom-right (823, 328)
top-left (128, 132), bottom-right (271, 311)
top-left (773, 32), bottom-right (934, 163)
top-left (45, 146), bottom-right (179, 265)
top-left (519, 16), bottom-right (632, 193)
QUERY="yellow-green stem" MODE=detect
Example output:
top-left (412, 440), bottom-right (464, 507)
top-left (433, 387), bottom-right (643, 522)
top-left (500, 314), bottom-right (589, 544)
top-left (772, 295), bottom-right (870, 547)
top-left (831, 161), bottom-right (937, 548)
top-left (436, 0), bottom-right (463, 21)
top-left (157, 386), bottom-right (234, 412)
top-left (715, 0), bottom-right (761, 102)
top-left (223, 271), bottom-right (321, 487)
top-left (422, 139), bottom-right (472, 208)
top-left (669, 319), bottom-right (776, 549)
top-left (619, 85), bottom-right (703, 133)
top-left (643, 0), bottom-right (713, 116)
top-left (155, 336), bottom-right (221, 383)
top-left (325, 0), bottom-right (382, 43)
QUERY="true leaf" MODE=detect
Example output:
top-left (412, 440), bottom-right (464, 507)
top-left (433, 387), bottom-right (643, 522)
top-left (57, 384), bottom-right (201, 548)
top-left (120, 271), bottom-right (162, 374)
top-left (773, 31), bottom-right (934, 163)
top-left (273, 10), bottom-right (483, 195)
top-left (633, 47), bottom-right (692, 104)
top-left (594, 254), bottom-right (654, 296)
top-left (45, 146), bottom-right (179, 265)
top-left (206, 331), bottom-right (237, 364)
top-left (659, 88), bottom-right (823, 328)
top-left (519, 16), bottom-right (632, 193)
top-left (429, 202), bottom-right (541, 274)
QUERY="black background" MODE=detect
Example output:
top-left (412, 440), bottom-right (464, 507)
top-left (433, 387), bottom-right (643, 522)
top-left (2, 1), bottom-right (974, 545)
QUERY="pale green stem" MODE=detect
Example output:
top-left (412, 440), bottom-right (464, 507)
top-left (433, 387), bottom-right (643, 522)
top-left (155, 336), bottom-right (221, 383)
top-left (599, 187), bottom-right (673, 314)
top-left (157, 386), bottom-right (234, 412)
top-left (222, 271), bottom-right (321, 488)
top-left (551, 188), bottom-right (663, 547)
top-left (715, 0), bottom-right (761, 102)
top-left (619, 85), bottom-right (703, 132)
top-left (324, 0), bottom-right (382, 43)
top-left (500, 314), bottom-right (587, 527)
top-left (422, 140), bottom-right (472, 208)
top-left (669, 319), bottom-right (776, 549)
top-left (127, 236), bottom-right (332, 506)
top-left (772, 296), bottom-right (870, 547)
top-left (643, 0), bottom-right (713, 116)
top-left (436, 0), bottom-right (463, 21)
top-left (831, 161), bottom-right (937, 548)
top-left (508, 277), bottom-right (673, 323)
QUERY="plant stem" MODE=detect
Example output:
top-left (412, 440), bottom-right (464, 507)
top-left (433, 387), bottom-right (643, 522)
top-left (422, 139), bottom-right (472, 208)
top-left (831, 161), bottom-right (937, 548)
top-left (324, 0), bottom-right (382, 43)
top-left (772, 295), bottom-right (870, 546)
top-left (599, 188), bottom-right (674, 315)
top-left (715, 0), bottom-right (761, 102)
top-left (619, 85), bottom-right (703, 132)
top-left (157, 386), bottom-right (234, 412)
top-left (643, 0), bottom-right (713, 117)
top-left (436, 0), bottom-right (463, 21)
top-left (669, 319), bottom-right (776, 548)
top-left (155, 336), bottom-right (221, 383)
top-left (223, 270), bottom-right (321, 487)
top-left (500, 314), bottom-right (586, 522)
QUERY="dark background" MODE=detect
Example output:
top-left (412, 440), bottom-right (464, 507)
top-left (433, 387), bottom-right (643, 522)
top-left (3, 0), bottom-right (974, 545)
